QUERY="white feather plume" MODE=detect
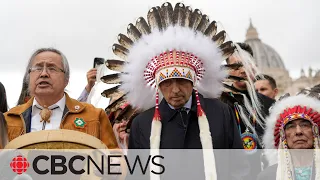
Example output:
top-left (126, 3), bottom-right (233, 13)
top-left (120, 26), bottom-right (226, 110)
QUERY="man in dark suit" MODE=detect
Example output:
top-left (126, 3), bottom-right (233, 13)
top-left (128, 78), bottom-right (249, 180)
top-left (129, 78), bottom-right (243, 150)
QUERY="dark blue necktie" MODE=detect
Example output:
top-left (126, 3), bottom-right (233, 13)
top-left (178, 107), bottom-right (189, 128)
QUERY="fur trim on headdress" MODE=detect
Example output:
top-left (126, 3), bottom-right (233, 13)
top-left (264, 95), bottom-right (320, 165)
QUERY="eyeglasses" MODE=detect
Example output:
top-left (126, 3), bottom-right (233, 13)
top-left (28, 65), bottom-right (65, 74)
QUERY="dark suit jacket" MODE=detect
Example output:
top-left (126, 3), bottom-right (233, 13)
top-left (129, 91), bottom-right (243, 149)
top-left (127, 91), bottom-right (249, 180)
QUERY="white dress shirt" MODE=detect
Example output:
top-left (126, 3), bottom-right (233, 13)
top-left (77, 88), bottom-right (89, 102)
top-left (31, 94), bottom-right (66, 132)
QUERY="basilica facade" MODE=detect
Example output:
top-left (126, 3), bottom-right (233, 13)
top-left (244, 21), bottom-right (320, 97)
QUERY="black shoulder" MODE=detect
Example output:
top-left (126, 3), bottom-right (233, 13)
top-left (219, 92), bottom-right (230, 103)
top-left (219, 92), bottom-right (237, 108)
top-left (203, 97), bottom-right (230, 110)
top-left (134, 107), bottom-right (155, 119)
top-left (131, 107), bottom-right (155, 125)
top-left (257, 93), bottom-right (275, 107)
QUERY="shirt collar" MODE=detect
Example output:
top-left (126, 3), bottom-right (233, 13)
top-left (168, 95), bottom-right (192, 110)
top-left (32, 94), bottom-right (66, 111)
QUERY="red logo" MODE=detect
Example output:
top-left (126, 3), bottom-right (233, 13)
top-left (10, 155), bottom-right (30, 174)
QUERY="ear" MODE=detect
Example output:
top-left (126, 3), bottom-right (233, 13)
top-left (274, 88), bottom-right (279, 96)
top-left (64, 79), bottom-right (69, 88)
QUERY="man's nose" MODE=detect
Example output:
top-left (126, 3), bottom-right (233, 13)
top-left (295, 125), bottom-right (303, 135)
top-left (40, 66), bottom-right (49, 78)
top-left (171, 81), bottom-right (180, 93)
top-left (239, 67), bottom-right (246, 74)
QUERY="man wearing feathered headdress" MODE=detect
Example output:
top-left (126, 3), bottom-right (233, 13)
top-left (220, 42), bottom-right (276, 179)
top-left (221, 42), bottom-right (275, 151)
top-left (258, 93), bottom-right (320, 180)
top-left (101, 2), bottom-right (250, 180)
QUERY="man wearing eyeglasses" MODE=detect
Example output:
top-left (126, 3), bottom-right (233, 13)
top-left (220, 43), bottom-right (275, 180)
top-left (3, 48), bottom-right (118, 149)
top-left (221, 43), bottom-right (275, 148)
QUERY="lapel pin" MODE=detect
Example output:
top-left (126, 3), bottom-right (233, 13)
top-left (74, 118), bottom-right (86, 128)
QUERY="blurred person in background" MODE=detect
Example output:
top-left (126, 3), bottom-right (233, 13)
top-left (254, 74), bottom-right (278, 100)
top-left (77, 68), bottom-right (97, 102)
top-left (17, 73), bottom-right (31, 105)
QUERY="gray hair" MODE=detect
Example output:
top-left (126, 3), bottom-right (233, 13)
top-left (25, 48), bottom-right (70, 87)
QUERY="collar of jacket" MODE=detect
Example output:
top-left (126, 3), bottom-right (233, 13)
top-left (223, 83), bottom-right (249, 95)
top-left (158, 90), bottom-right (206, 122)
top-left (7, 93), bottom-right (86, 116)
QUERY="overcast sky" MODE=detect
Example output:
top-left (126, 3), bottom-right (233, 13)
top-left (0, 0), bottom-right (319, 108)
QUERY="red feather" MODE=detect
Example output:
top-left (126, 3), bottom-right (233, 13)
top-left (297, 106), bottom-right (302, 113)
top-left (306, 108), bottom-right (313, 115)
top-left (293, 106), bottom-right (298, 113)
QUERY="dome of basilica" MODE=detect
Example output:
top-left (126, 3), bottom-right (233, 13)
top-left (245, 20), bottom-right (286, 70)
top-left (242, 20), bottom-right (320, 97)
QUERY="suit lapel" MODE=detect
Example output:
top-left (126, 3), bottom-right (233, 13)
top-left (159, 99), bottom-right (178, 122)
top-left (21, 107), bottom-right (32, 133)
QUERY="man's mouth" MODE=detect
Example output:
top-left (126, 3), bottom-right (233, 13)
top-left (239, 75), bottom-right (247, 79)
top-left (295, 139), bottom-right (306, 143)
top-left (172, 97), bottom-right (182, 100)
top-left (37, 81), bottom-right (51, 87)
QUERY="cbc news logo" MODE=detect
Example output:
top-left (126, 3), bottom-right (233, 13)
top-left (10, 155), bottom-right (30, 175)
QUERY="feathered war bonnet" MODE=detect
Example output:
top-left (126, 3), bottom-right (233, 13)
top-left (102, 2), bottom-right (236, 179)
top-left (223, 42), bottom-right (265, 148)
top-left (263, 94), bottom-right (320, 180)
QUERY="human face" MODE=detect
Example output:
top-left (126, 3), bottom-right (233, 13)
top-left (159, 78), bottom-right (193, 109)
top-left (227, 55), bottom-right (248, 90)
top-left (29, 51), bottom-right (68, 101)
top-left (284, 119), bottom-right (314, 149)
top-left (255, 79), bottom-right (278, 99)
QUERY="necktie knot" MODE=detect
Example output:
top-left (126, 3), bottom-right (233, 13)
top-left (179, 107), bottom-right (189, 112)
top-left (178, 107), bottom-right (189, 128)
